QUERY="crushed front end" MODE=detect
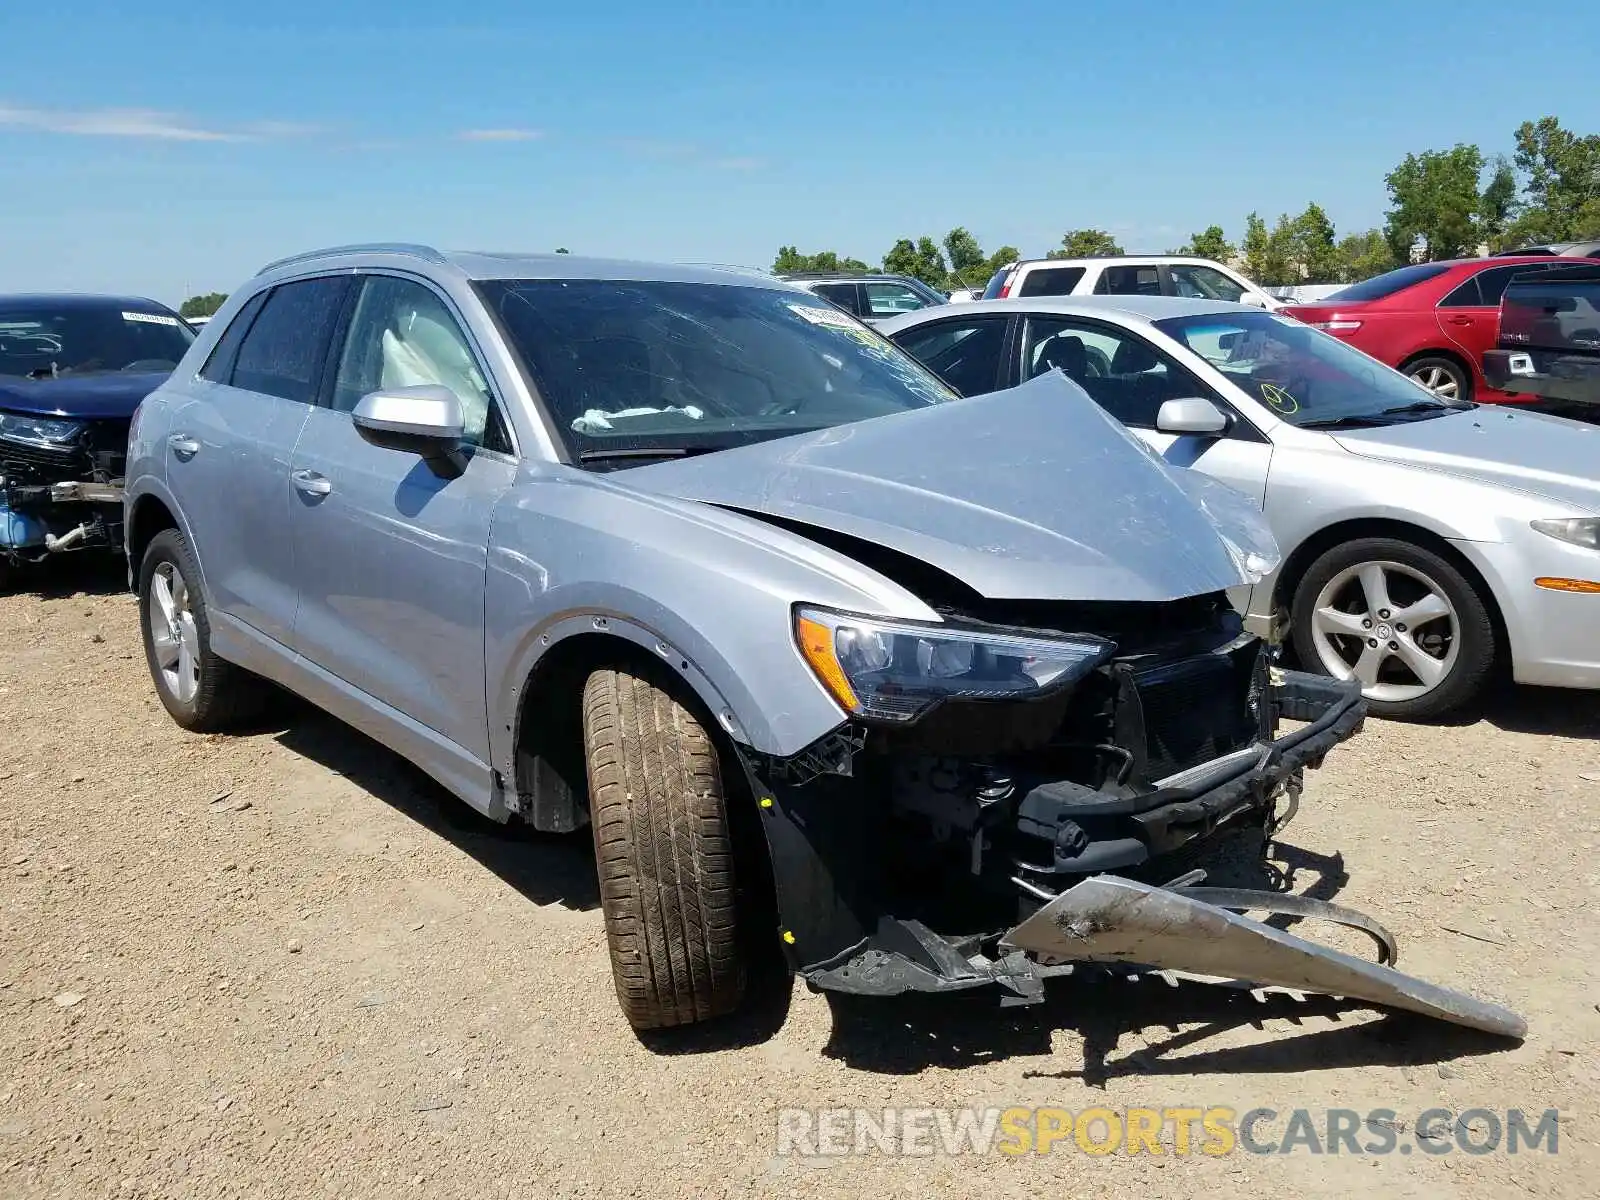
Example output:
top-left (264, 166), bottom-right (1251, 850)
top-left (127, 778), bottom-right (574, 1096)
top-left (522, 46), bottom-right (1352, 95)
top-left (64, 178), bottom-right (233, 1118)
top-left (739, 591), bottom-right (1366, 1003)
top-left (0, 414), bottom-right (128, 563)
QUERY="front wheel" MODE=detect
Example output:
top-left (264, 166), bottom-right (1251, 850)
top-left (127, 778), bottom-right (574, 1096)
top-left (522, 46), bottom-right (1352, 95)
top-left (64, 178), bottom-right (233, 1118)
top-left (582, 665), bottom-right (747, 1031)
top-left (1290, 537), bottom-right (1496, 720)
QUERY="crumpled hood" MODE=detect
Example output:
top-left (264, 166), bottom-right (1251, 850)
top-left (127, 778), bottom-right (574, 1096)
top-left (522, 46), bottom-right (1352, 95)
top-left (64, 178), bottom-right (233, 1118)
top-left (1332, 405), bottom-right (1600, 512)
top-left (624, 372), bottom-right (1269, 602)
top-left (0, 371), bottom-right (169, 419)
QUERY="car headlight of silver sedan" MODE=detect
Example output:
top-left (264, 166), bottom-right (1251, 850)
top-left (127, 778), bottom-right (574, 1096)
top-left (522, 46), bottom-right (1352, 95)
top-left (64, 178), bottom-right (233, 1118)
top-left (1531, 517), bottom-right (1600, 552)
top-left (0, 410), bottom-right (86, 447)
top-left (794, 605), bottom-right (1116, 723)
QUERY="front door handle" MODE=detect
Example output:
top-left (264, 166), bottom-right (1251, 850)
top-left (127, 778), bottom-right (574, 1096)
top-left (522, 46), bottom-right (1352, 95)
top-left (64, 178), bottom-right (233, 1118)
top-left (292, 469), bottom-right (333, 498)
top-left (168, 434), bottom-right (200, 459)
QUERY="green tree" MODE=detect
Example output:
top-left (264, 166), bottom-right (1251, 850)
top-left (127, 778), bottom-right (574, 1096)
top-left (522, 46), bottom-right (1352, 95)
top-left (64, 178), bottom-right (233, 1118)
top-left (882, 237), bottom-right (949, 289)
top-left (1260, 214), bottom-right (1299, 286)
top-left (179, 292), bottom-right (228, 319)
top-left (1047, 229), bottom-right (1123, 259)
top-left (1291, 203), bottom-right (1341, 282)
top-left (1180, 225), bottom-right (1234, 262)
top-left (1383, 143), bottom-right (1486, 261)
top-left (983, 244), bottom-right (1019, 280)
top-left (772, 246), bottom-right (870, 274)
top-left (942, 227), bottom-right (987, 287)
top-left (1240, 212), bottom-right (1270, 281)
top-left (1477, 157), bottom-right (1518, 251)
top-left (554, 247), bottom-right (570, 254)
top-left (1334, 229), bottom-right (1396, 283)
top-left (1509, 116), bottom-right (1600, 243)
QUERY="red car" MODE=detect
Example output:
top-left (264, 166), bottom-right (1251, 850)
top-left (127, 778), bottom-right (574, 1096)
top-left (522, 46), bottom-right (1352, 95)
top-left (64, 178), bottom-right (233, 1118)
top-left (1283, 256), bottom-right (1593, 404)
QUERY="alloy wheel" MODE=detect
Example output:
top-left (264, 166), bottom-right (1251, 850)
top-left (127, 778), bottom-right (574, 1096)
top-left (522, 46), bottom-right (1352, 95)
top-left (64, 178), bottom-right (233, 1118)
top-left (1408, 364), bottom-right (1461, 399)
top-left (1309, 560), bottom-right (1459, 703)
top-left (148, 562), bottom-right (201, 704)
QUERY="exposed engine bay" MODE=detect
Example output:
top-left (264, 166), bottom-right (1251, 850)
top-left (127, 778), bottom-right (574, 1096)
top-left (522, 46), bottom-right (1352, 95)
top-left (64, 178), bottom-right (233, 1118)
top-left (0, 417), bottom-right (128, 563)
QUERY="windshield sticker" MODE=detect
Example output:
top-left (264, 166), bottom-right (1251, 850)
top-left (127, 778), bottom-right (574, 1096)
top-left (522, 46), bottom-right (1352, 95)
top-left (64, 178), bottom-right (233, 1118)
top-left (1258, 383), bottom-right (1300, 414)
top-left (788, 303), bottom-right (860, 329)
top-left (570, 405), bottom-right (704, 434)
top-left (123, 311), bottom-right (181, 327)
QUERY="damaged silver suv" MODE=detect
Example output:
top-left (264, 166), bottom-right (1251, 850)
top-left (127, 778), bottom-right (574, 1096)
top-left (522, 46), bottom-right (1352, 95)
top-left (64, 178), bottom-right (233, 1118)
top-left (124, 245), bottom-right (1369, 1032)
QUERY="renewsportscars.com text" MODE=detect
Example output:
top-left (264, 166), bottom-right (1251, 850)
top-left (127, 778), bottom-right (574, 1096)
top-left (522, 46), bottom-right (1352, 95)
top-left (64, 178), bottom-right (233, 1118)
top-left (775, 1106), bottom-right (1560, 1158)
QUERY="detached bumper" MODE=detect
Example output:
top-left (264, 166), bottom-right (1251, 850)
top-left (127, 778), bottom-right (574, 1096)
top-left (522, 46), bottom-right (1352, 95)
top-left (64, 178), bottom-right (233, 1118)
top-left (1484, 348), bottom-right (1600, 409)
top-left (0, 479), bottom-right (123, 556)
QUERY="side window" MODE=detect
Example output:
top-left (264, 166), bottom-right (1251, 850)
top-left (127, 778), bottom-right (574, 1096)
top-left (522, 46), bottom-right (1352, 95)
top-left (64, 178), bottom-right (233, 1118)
top-left (229, 278), bottom-right (350, 404)
top-left (198, 291), bottom-right (268, 383)
top-left (1095, 265), bottom-right (1162, 296)
top-left (1018, 266), bottom-right (1085, 297)
top-left (891, 317), bottom-right (1008, 397)
top-left (811, 283), bottom-right (862, 316)
top-left (1170, 265), bottom-right (1246, 303)
top-left (1461, 264), bottom-right (1550, 308)
top-left (1439, 273), bottom-right (1490, 308)
top-left (863, 281), bottom-right (931, 317)
top-left (332, 276), bottom-right (509, 452)
top-left (1021, 316), bottom-right (1207, 429)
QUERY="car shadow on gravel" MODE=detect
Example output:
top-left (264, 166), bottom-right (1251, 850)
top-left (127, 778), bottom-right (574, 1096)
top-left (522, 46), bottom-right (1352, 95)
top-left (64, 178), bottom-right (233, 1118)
top-left (3, 553), bottom-right (129, 599)
top-left (1477, 683), bottom-right (1600, 740)
top-left (272, 707), bottom-right (602, 913)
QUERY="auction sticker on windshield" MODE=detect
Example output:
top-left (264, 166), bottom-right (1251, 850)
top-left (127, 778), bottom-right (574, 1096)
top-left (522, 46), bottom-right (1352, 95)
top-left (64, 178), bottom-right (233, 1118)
top-left (788, 303), bottom-right (860, 328)
top-left (123, 311), bottom-right (181, 326)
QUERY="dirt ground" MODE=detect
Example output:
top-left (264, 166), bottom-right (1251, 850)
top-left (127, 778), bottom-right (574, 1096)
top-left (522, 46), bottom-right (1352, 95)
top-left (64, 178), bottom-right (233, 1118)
top-left (2, 557), bottom-right (1597, 1199)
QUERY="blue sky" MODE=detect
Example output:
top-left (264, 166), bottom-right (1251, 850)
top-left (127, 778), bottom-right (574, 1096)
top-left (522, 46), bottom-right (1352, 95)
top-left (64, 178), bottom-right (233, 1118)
top-left (4, 0), bottom-right (1595, 305)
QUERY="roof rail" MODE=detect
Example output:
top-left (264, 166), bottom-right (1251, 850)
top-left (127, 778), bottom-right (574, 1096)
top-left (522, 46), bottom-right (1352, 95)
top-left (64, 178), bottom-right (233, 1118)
top-left (256, 243), bottom-right (447, 276)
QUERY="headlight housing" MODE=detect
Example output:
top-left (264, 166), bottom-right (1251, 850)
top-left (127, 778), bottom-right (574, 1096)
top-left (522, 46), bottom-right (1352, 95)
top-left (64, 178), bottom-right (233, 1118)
top-left (1531, 517), bottom-right (1600, 552)
top-left (0, 410), bottom-right (86, 447)
top-left (794, 606), bottom-right (1115, 723)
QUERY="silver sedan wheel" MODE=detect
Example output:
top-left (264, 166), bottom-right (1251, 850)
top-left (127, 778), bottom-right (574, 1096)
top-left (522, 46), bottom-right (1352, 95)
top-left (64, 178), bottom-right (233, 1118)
top-left (148, 562), bottom-right (201, 704)
top-left (1309, 560), bottom-right (1459, 703)
top-left (1408, 364), bottom-right (1460, 399)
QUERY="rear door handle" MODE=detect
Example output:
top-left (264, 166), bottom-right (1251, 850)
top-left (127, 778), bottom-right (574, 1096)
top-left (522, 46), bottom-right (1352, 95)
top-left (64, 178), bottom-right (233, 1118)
top-left (168, 434), bottom-right (200, 458)
top-left (292, 469), bottom-right (333, 498)
top-left (1446, 316), bottom-right (1475, 326)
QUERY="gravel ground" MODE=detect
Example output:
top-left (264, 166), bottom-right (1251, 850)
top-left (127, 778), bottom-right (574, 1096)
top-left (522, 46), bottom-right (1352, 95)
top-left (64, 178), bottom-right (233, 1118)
top-left (2, 557), bottom-right (1598, 1198)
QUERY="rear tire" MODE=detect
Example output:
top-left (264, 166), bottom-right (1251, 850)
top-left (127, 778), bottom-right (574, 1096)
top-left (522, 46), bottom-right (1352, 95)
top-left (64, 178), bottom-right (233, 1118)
top-left (1403, 355), bottom-right (1472, 404)
top-left (137, 529), bottom-right (272, 731)
top-left (582, 665), bottom-right (747, 1031)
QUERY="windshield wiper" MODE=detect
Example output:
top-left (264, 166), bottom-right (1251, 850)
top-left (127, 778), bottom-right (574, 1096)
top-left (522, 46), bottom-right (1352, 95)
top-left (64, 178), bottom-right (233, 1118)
top-left (1296, 415), bottom-right (1388, 430)
top-left (576, 445), bottom-right (721, 463)
top-left (1377, 401), bottom-right (1463, 418)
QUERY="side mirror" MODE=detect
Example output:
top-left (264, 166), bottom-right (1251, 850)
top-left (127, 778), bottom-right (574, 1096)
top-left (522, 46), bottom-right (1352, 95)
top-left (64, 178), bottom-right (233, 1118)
top-left (1238, 292), bottom-right (1270, 308)
top-left (351, 385), bottom-right (467, 476)
top-left (1156, 397), bottom-right (1230, 436)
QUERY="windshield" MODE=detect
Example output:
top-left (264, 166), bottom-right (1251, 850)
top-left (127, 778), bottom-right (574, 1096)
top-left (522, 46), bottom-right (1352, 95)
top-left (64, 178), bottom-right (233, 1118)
top-left (1324, 263), bottom-right (1450, 303)
top-left (0, 302), bottom-right (194, 379)
top-left (477, 279), bottom-right (956, 462)
top-left (1153, 310), bottom-right (1467, 428)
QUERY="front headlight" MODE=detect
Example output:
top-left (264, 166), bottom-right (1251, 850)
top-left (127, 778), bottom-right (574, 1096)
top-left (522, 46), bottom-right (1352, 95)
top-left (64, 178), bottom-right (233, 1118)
top-left (0, 410), bottom-right (86, 447)
top-left (1531, 517), bottom-right (1600, 552)
top-left (794, 605), bottom-right (1115, 723)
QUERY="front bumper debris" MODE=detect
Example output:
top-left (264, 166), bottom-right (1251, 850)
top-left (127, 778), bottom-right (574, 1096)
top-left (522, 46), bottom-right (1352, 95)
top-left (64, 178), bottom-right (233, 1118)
top-left (1001, 875), bottom-right (1525, 1038)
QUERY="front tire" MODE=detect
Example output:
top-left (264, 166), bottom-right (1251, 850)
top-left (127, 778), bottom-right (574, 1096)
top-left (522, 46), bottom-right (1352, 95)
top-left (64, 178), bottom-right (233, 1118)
top-left (1290, 537), bottom-right (1496, 720)
top-left (582, 666), bottom-right (747, 1031)
top-left (137, 529), bottom-right (270, 731)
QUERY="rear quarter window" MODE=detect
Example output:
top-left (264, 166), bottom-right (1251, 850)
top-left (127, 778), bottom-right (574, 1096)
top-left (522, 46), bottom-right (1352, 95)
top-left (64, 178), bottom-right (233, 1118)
top-left (198, 292), bottom-right (269, 383)
top-left (1018, 266), bottom-right (1086, 297)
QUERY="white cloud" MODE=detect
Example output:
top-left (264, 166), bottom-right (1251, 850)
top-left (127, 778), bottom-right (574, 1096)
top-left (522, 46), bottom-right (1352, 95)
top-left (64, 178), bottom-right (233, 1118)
top-left (0, 104), bottom-right (310, 142)
top-left (457, 128), bottom-right (544, 142)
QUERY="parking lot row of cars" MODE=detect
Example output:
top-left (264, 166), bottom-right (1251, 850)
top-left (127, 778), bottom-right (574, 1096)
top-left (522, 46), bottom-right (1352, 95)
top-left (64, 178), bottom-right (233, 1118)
top-left (0, 242), bottom-right (1592, 1037)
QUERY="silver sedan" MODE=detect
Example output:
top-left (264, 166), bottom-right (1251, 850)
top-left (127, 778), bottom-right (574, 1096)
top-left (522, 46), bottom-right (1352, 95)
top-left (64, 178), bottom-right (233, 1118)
top-left (881, 296), bottom-right (1600, 719)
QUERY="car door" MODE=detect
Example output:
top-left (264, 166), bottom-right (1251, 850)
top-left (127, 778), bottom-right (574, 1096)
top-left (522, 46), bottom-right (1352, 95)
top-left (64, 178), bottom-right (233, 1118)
top-left (1015, 314), bottom-right (1273, 506)
top-left (1435, 263), bottom-right (1560, 391)
top-left (167, 276), bottom-right (350, 646)
top-left (861, 281), bottom-right (934, 320)
top-left (889, 314), bottom-right (1013, 397)
top-left (285, 273), bottom-right (519, 762)
top-left (1094, 265), bottom-right (1164, 297)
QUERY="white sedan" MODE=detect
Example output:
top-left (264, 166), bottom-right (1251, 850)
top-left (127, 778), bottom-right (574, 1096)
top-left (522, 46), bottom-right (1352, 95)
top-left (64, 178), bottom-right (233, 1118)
top-left (880, 296), bottom-right (1600, 719)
